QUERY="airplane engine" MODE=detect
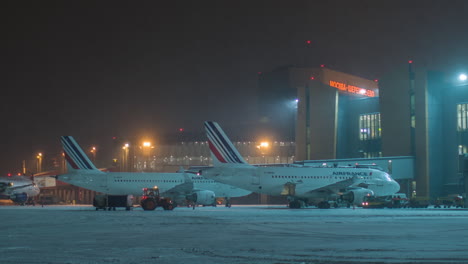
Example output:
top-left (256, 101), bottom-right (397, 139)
top-left (342, 188), bottom-right (374, 205)
top-left (188, 190), bottom-right (216, 206)
top-left (11, 192), bottom-right (28, 204)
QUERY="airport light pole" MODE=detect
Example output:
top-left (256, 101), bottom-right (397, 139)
top-left (36, 153), bottom-right (42, 173)
top-left (141, 141), bottom-right (154, 171)
top-left (257, 141), bottom-right (270, 163)
top-left (90, 146), bottom-right (96, 163)
top-left (122, 143), bottom-right (129, 172)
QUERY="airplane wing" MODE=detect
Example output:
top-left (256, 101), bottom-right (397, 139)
top-left (0, 182), bottom-right (34, 192)
top-left (8, 183), bottom-right (36, 191)
top-left (305, 176), bottom-right (364, 195)
top-left (0, 182), bottom-right (11, 191)
top-left (161, 173), bottom-right (194, 197)
top-left (280, 176), bottom-right (364, 197)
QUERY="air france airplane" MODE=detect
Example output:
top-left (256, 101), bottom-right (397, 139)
top-left (0, 176), bottom-right (40, 205)
top-left (57, 136), bottom-right (251, 209)
top-left (200, 121), bottom-right (400, 208)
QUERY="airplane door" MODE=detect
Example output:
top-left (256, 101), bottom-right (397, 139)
top-left (252, 172), bottom-right (260, 185)
top-left (98, 175), bottom-right (108, 192)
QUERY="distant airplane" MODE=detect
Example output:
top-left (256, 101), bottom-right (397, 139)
top-left (56, 136), bottom-right (251, 210)
top-left (199, 121), bottom-right (400, 208)
top-left (0, 176), bottom-right (40, 205)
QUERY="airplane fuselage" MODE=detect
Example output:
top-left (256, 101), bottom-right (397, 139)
top-left (0, 177), bottom-right (40, 202)
top-left (202, 165), bottom-right (400, 199)
top-left (57, 172), bottom-right (251, 198)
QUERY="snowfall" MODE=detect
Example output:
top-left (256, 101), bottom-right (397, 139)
top-left (2, 205), bottom-right (468, 264)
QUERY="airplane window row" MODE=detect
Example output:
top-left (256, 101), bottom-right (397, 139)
top-left (272, 175), bottom-right (329, 179)
top-left (114, 179), bottom-right (183, 183)
top-left (271, 175), bottom-right (354, 180)
top-left (196, 181), bottom-right (215, 183)
top-left (113, 179), bottom-right (217, 183)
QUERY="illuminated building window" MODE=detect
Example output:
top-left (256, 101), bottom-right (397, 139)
top-left (362, 152), bottom-right (382, 158)
top-left (459, 145), bottom-right (467, 155)
top-left (457, 103), bottom-right (468, 131)
top-left (359, 113), bottom-right (381, 140)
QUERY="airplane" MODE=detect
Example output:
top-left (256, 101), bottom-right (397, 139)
top-left (56, 136), bottom-right (251, 210)
top-left (199, 121), bottom-right (401, 209)
top-left (0, 176), bottom-right (40, 205)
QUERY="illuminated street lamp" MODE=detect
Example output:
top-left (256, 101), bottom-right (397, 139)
top-left (141, 141), bottom-right (154, 171)
top-left (90, 146), bottom-right (97, 162)
top-left (459, 74), bottom-right (467, 82)
top-left (36, 152), bottom-right (43, 173)
top-left (122, 143), bottom-right (130, 171)
top-left (257, 141), bottom-right (270, 163)
top-left (61, 152), bottom-right (66, 173)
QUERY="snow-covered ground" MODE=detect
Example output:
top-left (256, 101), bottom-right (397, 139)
top-left (2, 205), bottom-right (468, 264)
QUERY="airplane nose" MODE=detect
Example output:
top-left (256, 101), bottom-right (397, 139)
top-left (392, 180), bottom-right (401, 193)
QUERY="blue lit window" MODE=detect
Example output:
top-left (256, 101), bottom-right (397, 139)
top-left (359, 113), bottom-right (381, 140)
top-left (457, 103), bottom-right (468, 131)
top-left (459, 145), bottom-right (467, 155)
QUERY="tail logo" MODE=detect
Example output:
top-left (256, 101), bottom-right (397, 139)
top-left (204, 121), bottom-right (247, 164)
top-left (61, 136), bottom-right (98, 170)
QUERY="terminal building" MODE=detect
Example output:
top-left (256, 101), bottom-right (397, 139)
top-left (258, 64), bottom-right (468, 200)
top-left (31, 64), bottom-right (468, 204)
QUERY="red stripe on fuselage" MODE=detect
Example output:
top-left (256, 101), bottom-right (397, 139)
top-left (64, 153), bottom-right (80, 169)
top-left (208, 140), bottom-right (227, 163)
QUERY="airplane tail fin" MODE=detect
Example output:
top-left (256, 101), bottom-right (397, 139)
top-left (204, 121), bottom-right (251, 167)
top-left (61, 136), bottom-right (102, 173)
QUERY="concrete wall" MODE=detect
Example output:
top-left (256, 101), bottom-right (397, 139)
top-left (379, 66), bottom-right (413, 156)
top-left (308, 81), bottom-right (338, 159)
top-left (426, 71), bottom-right (446, 198)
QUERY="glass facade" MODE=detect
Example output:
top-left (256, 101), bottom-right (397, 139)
top-left (358, 112), bottom-right (382, 158)
top-left (458, 145), bottom-right (467, 155)
top-left (359, 113), bottom-right (381, 140)
top-left (457, 103), bottom-right (468, 131)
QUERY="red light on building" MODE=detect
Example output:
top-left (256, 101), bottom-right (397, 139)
top-left (374, 79), bottom-right (378, 82)
top-left (408, 60), bottom-right (413, 64)
top-left (310, 76), bottom-right (315, 80)
top-left (7, 173), bottom-right (11, 177)
top-left (320, 64), bottom-right (325, 68)
top-left (112, 136), bottom-right (117, 140)
top-left (179, 128), bottom-right (184, 132)
top-left (306, 40), bottom-right (311, 44)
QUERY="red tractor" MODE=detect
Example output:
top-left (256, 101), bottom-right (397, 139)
top-left (140, 187), bottom-right (174, 211)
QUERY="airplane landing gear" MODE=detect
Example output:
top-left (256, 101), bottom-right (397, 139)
top-left (288, 199), bottom-right (306, 209)
top-left (225, 197), bottom-right (231, 207)
top-left (317, 201), bottom-right (331, 209)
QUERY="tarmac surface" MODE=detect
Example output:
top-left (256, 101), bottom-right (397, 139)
top-left (2, 204), bottom-right (468, 264)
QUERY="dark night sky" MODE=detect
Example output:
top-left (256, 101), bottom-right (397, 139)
top-left (2, 1), bottom-right (468, 174)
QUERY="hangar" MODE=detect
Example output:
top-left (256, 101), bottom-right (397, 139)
top-left (258, 64), bottom-right (468, 200)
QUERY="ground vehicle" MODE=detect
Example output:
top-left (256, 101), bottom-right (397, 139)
top-left (93, 195), bottom-right (134, 211)
top-left (406, 196), bottom-right (430, 208)
top-left (362, 193), bottom-right (409, 208)
top-left (39, 195), bottom-right (59, 205)
top-left (434, 195), bottom-right (464, 208)
top-left (140, 187), bottom-right (174, 211)
top-left (361, 196), bottom-right (388, 208)
top-left (387, 193), bottom-right (409, 208)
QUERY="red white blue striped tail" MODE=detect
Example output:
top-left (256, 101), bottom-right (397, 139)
top-left (61, 136), bottom-right (100, 172)
top-left (204, 121), bottom-right (250, 167)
